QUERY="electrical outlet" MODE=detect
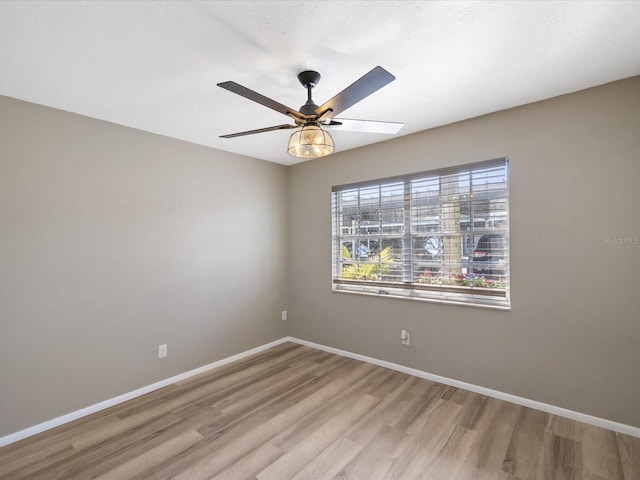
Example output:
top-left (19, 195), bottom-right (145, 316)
top-left (401, 330), bottom-right (410, 346)
top-left (281, 310), bottom-right (287, 321)
top-left (158, 344), bottom-right (168, 358)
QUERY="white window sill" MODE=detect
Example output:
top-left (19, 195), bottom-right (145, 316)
top-left (332, 284), bottom-right (511, 311)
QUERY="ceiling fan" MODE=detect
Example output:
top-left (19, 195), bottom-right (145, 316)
top-left (217, 66), bottom-right (403, 159)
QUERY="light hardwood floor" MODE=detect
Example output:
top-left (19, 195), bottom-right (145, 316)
top-left (1, 342), bottom-right (639, 479)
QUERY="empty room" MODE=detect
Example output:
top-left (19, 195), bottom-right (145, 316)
top-left (1, 1), bottom-right (639, 479)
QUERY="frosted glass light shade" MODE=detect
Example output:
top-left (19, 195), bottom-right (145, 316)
top-left (287, 125), bottom-right (335, 158)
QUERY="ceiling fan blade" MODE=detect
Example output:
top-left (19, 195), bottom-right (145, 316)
top-left (316, 66), bottom-right (396, 120)
top-left (322, 118), bottom-right (403, 134)
top-left (218, 81), bottom-right (306, 122)
top-left (220, 124), bottom-right (297, 139)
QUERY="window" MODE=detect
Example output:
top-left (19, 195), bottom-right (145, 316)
top-left (331, 158), bottom-right (510, 309)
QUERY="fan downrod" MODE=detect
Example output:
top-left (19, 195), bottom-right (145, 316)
top-left (297, 71), bottom-right (322, 116)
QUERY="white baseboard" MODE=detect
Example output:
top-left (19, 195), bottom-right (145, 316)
top-left (286, 336), bottom-right (640, 439)
top-left (0, 337), bottom-right (289, 448)
top-left (2, 335), bottom-right (638, 447)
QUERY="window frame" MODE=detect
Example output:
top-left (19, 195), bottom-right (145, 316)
top-left (331, 158), bottom-right (510, 310)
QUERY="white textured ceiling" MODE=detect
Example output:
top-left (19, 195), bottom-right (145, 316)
top-left (1, 1), bottom-right (639, 165)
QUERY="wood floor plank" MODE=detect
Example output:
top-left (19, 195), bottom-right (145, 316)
top-left (209, 442), bottom-right (284, 480)
top-left (344, 375), bottom-right (421, 446)
top-left (0, 413), bottom-right (123, 469)
top-left (582, 423), bottom-right (625, 479)
top-left (419, 424), bottom-right (480, 478)
top-left (335, 425), bottom-right (406, 479)
top-left (290, 437), bottom-right (362, 480)
top-left (92, 428), bottom-right (203, 480)
top-left (0, 442), bottom-right (76, 480)
top-left (548, 433), bottom-right (582, 479)
top-left (3, 412), bottom-right (186, 480)
top-left (383, 399), bottom-right (463, 479)
top-left (617, 433), bottom-right (640, 480)
top-left (256, 393), bottom-right (378, 480)
top-left (1, 342), bottom-right (638, 480)
top-left (270, 367), bottom-right (392, 452)
top-left (550, 414), bottom-right (583, 443)
top-left (154, 362), bottom-right (377, 480)
top-left (502, 406), bottom-right (549, 479)
top-left (32, 413), bottom-right (202, 480)
top-left (129, 401), bottom-right (292, 480)
top-left (473, 400), bottom-right (521, 473)
top-left (392, 381), bottom-right (447, 434)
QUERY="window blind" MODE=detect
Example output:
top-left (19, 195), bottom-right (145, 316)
top-left (331, 158), bottom-right (510, 309)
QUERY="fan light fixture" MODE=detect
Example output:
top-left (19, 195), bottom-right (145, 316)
top-left (287, 124), bottom-right (335, 158)
top-left (218, 67), bottom-right (401, 159)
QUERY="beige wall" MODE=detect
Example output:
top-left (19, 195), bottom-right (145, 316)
top-left (288, 77), bottom-right (640, 428)
top-left (0, 96), bottom-right (289, 437)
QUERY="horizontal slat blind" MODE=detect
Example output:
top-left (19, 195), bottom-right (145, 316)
top-left (332, 158), bottom-right (510, 309)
